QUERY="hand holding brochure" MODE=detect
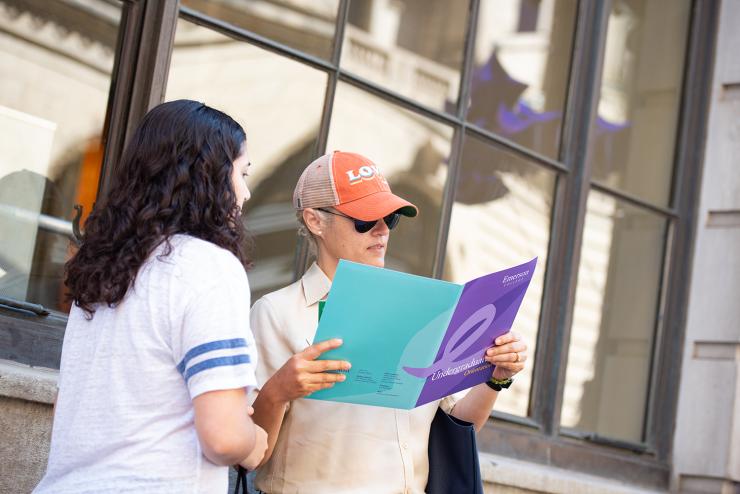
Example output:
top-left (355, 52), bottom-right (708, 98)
top-left (307, 257), bottom-right (537, 409)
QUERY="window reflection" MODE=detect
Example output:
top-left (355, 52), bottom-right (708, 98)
top-left (327, 82), bottom-right (452, 277)
top-left (561, 191), bottom-right (667, 442)
top-left (466, 0), bottom-right (577, 160)
top-left (0, 0), bottom-right (120, 312)
top-left (589, 0), bottom-right (690, 205)
top-left (166, 18), bottom-right (327, 301)
top-left (444, 136), bottom-right (555, 417)
top-left (343, 0), bottom-right (468, 112)
top-left (180, 0), bottom-right (339, 60)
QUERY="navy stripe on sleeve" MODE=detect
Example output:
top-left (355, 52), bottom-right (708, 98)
top-left (177, 338), bottom-right (248, 375)
top-left (183, 355), bottom-right (252, 382)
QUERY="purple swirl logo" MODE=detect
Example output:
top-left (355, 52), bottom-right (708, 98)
top-left (402, 304), bottom-right (496, 379)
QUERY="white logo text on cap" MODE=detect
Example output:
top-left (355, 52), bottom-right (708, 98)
top-left (346, 165), bottom-right (387, 185)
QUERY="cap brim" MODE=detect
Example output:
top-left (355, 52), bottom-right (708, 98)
top-left (335, 191), bottom-right (418, 221)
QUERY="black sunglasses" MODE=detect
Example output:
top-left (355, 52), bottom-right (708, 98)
top-left (317, 208), bottom-right (401, 234)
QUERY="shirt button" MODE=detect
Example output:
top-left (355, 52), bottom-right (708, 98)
top-left (402, 442), bottom-right (408, 450)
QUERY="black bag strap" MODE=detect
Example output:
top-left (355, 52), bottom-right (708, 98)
top-left (233, 465), bottom-right (248, 494)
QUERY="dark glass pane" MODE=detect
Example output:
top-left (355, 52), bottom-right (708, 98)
top-left (0, 0), bottom-right (121, 313)
top-left (342, 0), bottom-right (468, 112)
top-left (327, 82), bottom-right (453, 277)
top-left (466, 0), bottom-right (577, 160)
top-left (589, 0), bottom-right (691, 205)
top-left (562, 190), bottom-right (668, 442)
top-left (166, 19), bottom-right (328, 300)
top-left (181, 0), bottom-right (340, 60)
top-left (444, 136), bottom-right (556, 417)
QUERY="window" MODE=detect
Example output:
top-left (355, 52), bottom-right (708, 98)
top-left (166, 16), bottom-right (328, 300)
top-left (468, 0), bottom-right (577, 160)
top-left (562, 0), bottom-right (691, 446)
top-left (563, 192), bottom-right (668, 442)
top-left (165, 1), bottom-right (707, 484)
top-left (342, 0), bottom-right (468, 112)
top-left (180, 0), bottom-right (340, 60)
top-left (0, 0), bottom-right (122, 314)
top-left (326, 82), bottom-right (453, 277)
top-left (444, 135), bottom-right (556, 418)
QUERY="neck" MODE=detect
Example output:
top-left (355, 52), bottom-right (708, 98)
top-left (316, 250), bottom-right (339, 281)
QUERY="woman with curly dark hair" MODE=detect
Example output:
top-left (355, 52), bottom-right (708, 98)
top-left (35, 100), bottom-right (267, 494)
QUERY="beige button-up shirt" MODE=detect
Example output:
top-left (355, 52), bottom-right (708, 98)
top-left (250, 263), bottom-right (455, 494)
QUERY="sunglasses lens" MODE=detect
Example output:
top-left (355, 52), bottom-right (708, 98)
top-left (384, 213), bottom-right (400, 230)
top-left (353, 219), bottom-right (377, 233)
top-left (351, 213), bottom-right (401, 233)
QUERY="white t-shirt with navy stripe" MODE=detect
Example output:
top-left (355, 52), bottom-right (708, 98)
top-left (35, 235), bottom-right (257, 494)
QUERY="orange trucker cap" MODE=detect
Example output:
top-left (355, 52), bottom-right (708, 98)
top-left (293, 151), bottom-right (418, 221)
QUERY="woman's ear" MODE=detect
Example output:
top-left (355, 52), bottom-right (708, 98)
top-left (303, 208), bottom-right (324, 236)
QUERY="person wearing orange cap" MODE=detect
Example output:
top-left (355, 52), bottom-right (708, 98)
top-left (248, 151), bottom-right (528, 493)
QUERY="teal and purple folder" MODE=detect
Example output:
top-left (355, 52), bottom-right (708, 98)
top-left (307, 257), bottom-right (537, 409)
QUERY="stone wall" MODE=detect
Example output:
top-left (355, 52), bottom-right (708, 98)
top-left (671, 0), bottom-right (740, 492)
top-left (0, 358), bottom-right (665, 494)
top-left (0, 360), bottom-right (55, 494)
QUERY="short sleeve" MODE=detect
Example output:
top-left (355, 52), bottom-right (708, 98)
top-left (250, 296), bottom-right (295, 389)
top-left (439, 388), bottom-right (469, 414)
top-left (173, 269), bottom-right (257, 400)
top-left (439, 395), bottom-right (457, 414)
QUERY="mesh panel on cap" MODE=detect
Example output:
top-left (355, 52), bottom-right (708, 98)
top-left (292, 153), bottom-right (339, 209)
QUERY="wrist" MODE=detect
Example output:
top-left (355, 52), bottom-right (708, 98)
top-left (485, 375), bottom-right (513, 392)
top-left (491, 367), bottom-right (512, 381)
top-left (259, 379), bottom-right (289, 407)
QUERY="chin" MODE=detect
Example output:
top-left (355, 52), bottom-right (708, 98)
top-left (364, 256), bottom-right (385, 268)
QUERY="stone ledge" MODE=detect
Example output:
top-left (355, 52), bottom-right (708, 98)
top-left (480, 452), bottom-right (667, 494)
top-left (0, 359), bottom-right (57, 404)
top-left (0, 360), bottom-right (679, 494)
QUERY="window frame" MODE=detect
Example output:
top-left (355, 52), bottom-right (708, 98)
top-left (0, 0), bottom-right (719, 487)
top-left (0, 0), bottom-right (180, 367)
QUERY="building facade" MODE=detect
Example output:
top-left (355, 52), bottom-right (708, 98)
top-left (0, 0), bottom-right (738, 492)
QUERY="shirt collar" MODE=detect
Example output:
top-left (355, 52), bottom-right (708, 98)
top-left (301, 262), bottom-right (332, 307)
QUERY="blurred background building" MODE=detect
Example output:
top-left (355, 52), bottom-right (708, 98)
top-left (0, 0), bottom-right (738, 492)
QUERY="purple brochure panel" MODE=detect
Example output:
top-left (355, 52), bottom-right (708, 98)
top-left (404, 257), bottom-right (537, 407)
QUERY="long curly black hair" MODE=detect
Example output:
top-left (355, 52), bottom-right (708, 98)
top-left (65, 99), bottom-right (251, 317)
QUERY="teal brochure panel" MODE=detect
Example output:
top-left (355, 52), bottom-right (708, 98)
top-left (307, 260), bottom-right (462, 409)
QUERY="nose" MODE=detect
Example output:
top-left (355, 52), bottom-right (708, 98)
top-left (371, 217), bottom-right (389, 236)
